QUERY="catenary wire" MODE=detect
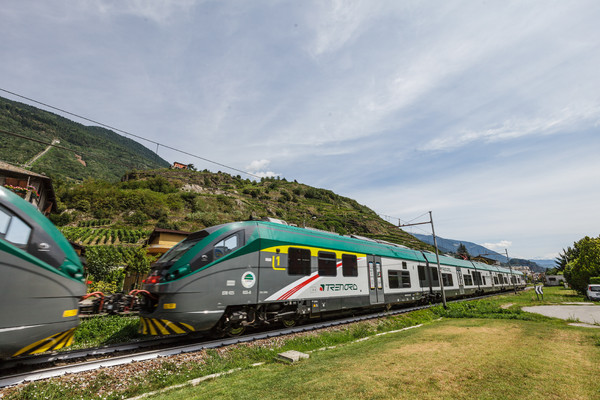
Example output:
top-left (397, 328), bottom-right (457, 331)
top-left (0, 88), bottom-right (261, 179)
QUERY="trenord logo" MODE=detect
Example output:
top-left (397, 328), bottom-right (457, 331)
top-left (319, 283), bottom-right (359, 292)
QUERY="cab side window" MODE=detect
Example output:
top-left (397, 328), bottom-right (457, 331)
top-left (214, 233), bottom-right (241, 259)
top-left (0, 207), bottom-right (32, 247)
top-left (0, 208), bottom-right (10, 234)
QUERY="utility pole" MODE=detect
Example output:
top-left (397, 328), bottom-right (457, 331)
top-left (399, 211), bottom-right (447, 308)
top-left (506, 248), bottom-right (517, 294)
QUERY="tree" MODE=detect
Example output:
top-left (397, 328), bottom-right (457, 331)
top-left (86, 246), bottom-right (122, 282)
top-left (456, 243), bottom-right (470, 260)
top-left (563, 236), bottom-right (600, 293)
top-left (124, 247), bottom-right (157, 289)
top-left (554, 246), bottom-right (577, 272)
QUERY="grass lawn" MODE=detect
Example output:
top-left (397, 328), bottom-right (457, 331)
top-left (148, 317), bottom-right (600, 400)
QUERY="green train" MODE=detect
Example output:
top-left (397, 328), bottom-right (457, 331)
top-left (140, 219), bottom-right (525, 336)
top-left (0, 186), bottom-right (86, 358)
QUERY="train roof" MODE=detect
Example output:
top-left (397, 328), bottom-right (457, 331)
top-left (253, 220), bottom-right (427, 262)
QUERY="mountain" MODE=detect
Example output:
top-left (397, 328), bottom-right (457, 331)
top-left (530, 259), bottom-right (557, 269)
top-left (0, 96), bottom-right (169, 182)
top-left (410, 233), bottom-right (506, 261)
top-left (53, 169), bottom-right (436, 252)
top-left (410, 233), bottom-right (549, 272)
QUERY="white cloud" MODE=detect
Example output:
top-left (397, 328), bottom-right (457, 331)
top-left (246, 159), bottom-right (270, 172)
top-left (246, 159), bottom-right (280, 179)
top-left (421, 105), bottom-right (600, 152)
top-left (482, 241), bottom-right (513, 252)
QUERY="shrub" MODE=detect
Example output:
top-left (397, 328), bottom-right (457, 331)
top-left (49, 212), bottom-right (71, 226)
top-left (126, 210), bottom-right (148, 226)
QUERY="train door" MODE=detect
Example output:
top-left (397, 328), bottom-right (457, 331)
top-left (456, 268), bottom-right (465, 295)
top-left (367, 255), bottom-right (384, 304)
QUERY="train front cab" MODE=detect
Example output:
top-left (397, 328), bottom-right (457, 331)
top-left (0, 187), bottom-right (86, 358)
top-left (139, 222), bottom-right (262, 335)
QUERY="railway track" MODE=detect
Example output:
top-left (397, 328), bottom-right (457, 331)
top-left (0, 292), bottom-right (510, 388)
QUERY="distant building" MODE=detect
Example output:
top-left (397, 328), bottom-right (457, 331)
top-left (146, 228), bottom-right (191, 256)
top-left (171, 162), bottom-right (188, 170)
top-left (0, 161), bottom-right (56, 215)
top-left (471, 255), bottom-right (501, 266)
top-left (545, 275), bottom-right (566, 286)
top-left (512, 265), bottom-right (532, 275)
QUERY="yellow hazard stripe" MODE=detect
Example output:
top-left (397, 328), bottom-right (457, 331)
top-left (139, 318), bottom-right (195, 335)
top-left (153, 319), bottom-right (170, 335)
top-left (147, 318), bottom-right (158, 335)
top-left (139, 317), bottom-right (147, 335)
top-left (51, 329), bottom-right (76, 351)
top-left (31, 330), bottom-right (72, 354)
top-left (161, 319), bottom-right (185, 334)
top-left (13, 328), bottom-right (77, 357)
top-left (180, 322), bottom-right (195, 332)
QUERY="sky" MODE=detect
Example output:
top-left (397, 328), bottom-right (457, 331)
top-left (1, 0), bottom-right (599, 260)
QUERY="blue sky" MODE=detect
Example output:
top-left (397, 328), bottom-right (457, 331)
top-left (1, 1), bottom-right (599, 260)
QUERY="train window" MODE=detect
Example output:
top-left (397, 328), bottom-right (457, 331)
top-left (472, 271), bottom-right (482, 286)
top-left (161, 237), bottom-right (204, 264)
top-left (4, 216), bottom-right (31, 246)
top-left (318, 251), bottom-right (337, 276)
top-left (388, 270), bottom-right (411, 289)
top-left (482, 276), bottom-right (487, 285)
top-left (288, 247), bottom-right (311, 275)
top-left (442, 273), bottom-right (453, 287)
top-left (463, 274), bottom-right (473, 286)
top-left (429, 267), bottom-right (439, 287)
top-left (342, 254), bottom-right (358, 277)
top-left (418, 265), bottom-right (427, 287)
top-left (214, 234), bottom-right (240, 259)
top-left (493, 276), bottom-right (499, 285)
top-left (402, 261), bottom-right (407, 269)
top-left (0, 208), bottom-right (10, 234)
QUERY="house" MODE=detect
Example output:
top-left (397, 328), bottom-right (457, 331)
top-left (146, 228), bottom-right (191, 256)
top-left (0, 161), bottom-right (56, 215)
top-left (171, 162), bottom-right (188, 170)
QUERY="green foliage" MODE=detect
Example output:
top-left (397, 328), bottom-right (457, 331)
top-left (87, 280), bottom-right (121, 294)
top-left (52, 168), bottom-right (436, 251)
top-left (123, 246), bottom-right (157, 276)
top-left (0, 96), bottom-right (169, 182)
top-left (71, 315), bottom-right (142, 349)
top-left (49, 212), bottom-right (72, 226)
top-left (563, 236), bottom-right (600, 293)
top-left (590, 277), bottom-right (600, 284)
top-left (85, 246), bottom-right (123, 282)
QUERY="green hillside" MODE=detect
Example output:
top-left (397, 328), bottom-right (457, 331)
top-left (53, 168), bottom-right (433, 251)
top-left (0, 96), bottom-right (169, 181)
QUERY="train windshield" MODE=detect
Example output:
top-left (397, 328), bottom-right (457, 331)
top-left (159, 230), bottom-right (210, 264)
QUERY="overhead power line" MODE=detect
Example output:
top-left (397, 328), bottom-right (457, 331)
top-left (0, 88), bottom-right (261, 179)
